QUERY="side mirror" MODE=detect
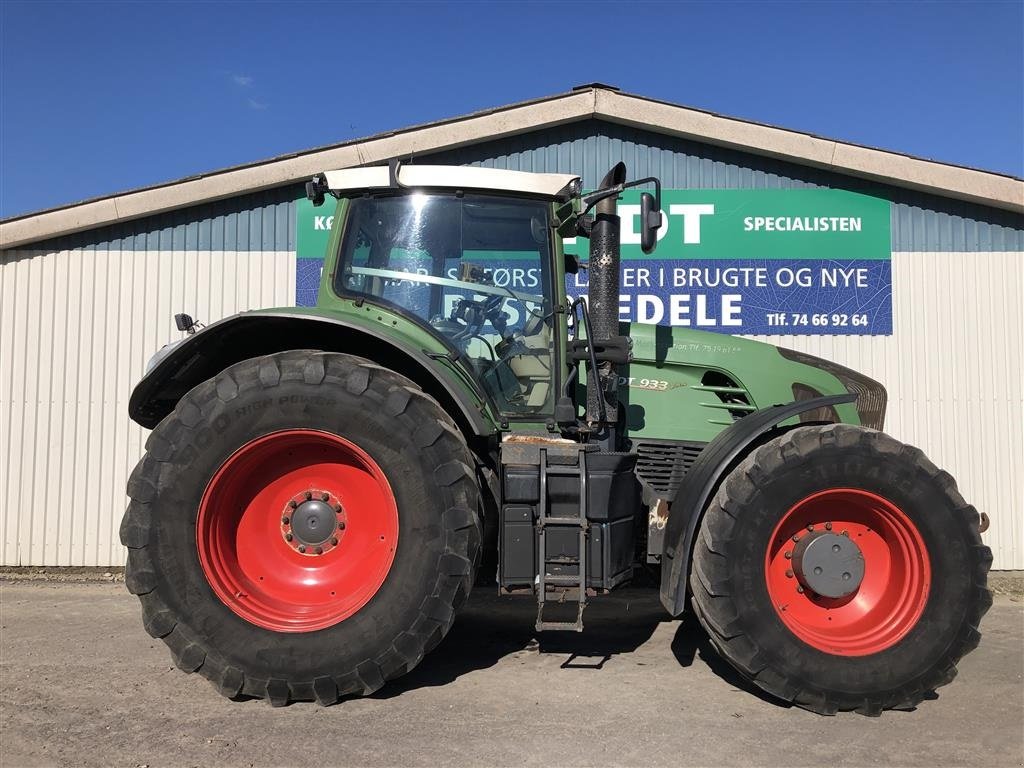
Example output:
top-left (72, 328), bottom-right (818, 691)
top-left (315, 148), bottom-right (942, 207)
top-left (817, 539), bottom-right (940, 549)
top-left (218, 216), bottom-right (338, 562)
top-left (305, 175), bottom-right (327, 207)
top-left (640, 192), bottom-right (662, 255)
top-left (564, 252), bottom-right (580, 275)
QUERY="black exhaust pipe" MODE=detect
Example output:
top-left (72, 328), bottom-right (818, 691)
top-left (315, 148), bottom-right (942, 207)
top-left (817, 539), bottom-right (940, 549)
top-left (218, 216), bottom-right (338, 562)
top-left (586, 162), bottom-right (628, 433)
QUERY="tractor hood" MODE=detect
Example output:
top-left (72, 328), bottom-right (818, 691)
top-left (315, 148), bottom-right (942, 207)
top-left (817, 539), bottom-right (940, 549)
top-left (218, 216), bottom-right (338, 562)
top-left (624, 322), bottom-right (884, 431)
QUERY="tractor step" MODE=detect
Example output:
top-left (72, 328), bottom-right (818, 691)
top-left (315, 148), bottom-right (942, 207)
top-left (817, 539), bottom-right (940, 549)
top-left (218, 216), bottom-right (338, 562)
top-left (538, 516), bottom-right (589, 527)
top-left (536, 617), bottom-right (585, 633)
top-left (535, 448), bottom-right (588, 632)
top-left (542, 574), bottom-right (587, 586)
top-left (497, 437), bottom-right (642, 629)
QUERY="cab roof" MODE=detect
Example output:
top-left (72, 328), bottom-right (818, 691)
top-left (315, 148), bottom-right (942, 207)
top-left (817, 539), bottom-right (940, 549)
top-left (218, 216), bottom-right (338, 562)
top-left (321, 165), bottom-right (581, 200)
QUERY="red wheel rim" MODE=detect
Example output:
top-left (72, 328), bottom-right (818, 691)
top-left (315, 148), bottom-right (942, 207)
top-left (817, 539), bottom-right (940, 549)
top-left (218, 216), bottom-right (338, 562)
top-left (765, 488), bottom-right (930, 656)
top-left (197, 430), bottom-right (398, 633)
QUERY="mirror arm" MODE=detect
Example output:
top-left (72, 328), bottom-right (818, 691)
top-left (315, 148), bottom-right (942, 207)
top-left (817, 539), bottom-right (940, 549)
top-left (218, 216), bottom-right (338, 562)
top-left (579, 185), bottom-right (624, 215)
top-left (622, 175), bottom-right (661, 211)
top-left (578, 176), bottom-right (662, 217)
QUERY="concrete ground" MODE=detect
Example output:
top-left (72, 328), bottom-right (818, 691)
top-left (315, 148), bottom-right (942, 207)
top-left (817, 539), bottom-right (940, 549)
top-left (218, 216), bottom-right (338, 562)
top-left (1, 580), bottom-right (1021, 768)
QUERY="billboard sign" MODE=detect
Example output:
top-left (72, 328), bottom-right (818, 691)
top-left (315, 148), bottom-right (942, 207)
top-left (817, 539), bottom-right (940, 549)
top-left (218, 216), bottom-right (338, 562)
top-left (295, 188), bottom-right (892, 335)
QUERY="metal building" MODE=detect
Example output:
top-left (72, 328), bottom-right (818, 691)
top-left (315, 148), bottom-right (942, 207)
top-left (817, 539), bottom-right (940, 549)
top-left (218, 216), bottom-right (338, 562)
top-left (2, 85), bottom-right (1022, 569)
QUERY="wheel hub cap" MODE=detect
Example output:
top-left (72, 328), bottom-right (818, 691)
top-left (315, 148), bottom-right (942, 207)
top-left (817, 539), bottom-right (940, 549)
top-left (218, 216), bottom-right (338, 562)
top-left (281, 489), bottom-right (346, 555)
top-left (792, 532), bottom-right (865, 598)
top-left (291, 499), bottom-right (335, 544)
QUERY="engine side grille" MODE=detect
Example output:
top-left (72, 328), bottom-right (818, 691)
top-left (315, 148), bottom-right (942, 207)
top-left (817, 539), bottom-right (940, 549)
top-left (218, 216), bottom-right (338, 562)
top-left (632, 439), bottom-right (706, 498)
top-left (693, 371), bottom-right (756, 424)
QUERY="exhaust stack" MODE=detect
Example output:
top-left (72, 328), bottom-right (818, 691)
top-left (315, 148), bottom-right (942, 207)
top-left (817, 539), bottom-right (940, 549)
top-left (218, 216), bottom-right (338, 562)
top-left (586, 162), bottom-right (627, 431)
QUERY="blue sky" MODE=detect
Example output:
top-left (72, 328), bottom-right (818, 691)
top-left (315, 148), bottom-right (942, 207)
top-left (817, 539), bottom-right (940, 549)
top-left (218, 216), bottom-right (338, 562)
top-left (1, 1), bottom-right (1021, 218)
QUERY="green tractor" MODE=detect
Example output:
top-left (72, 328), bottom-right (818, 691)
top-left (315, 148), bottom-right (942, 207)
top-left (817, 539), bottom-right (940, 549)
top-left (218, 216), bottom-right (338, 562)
top-left (122, 162), bottom-right (991, 715)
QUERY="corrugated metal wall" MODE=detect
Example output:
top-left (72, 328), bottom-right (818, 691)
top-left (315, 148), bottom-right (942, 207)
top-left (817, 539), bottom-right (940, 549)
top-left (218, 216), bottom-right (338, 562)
top-left (0, 247), bottom-right (294, 565)
top-left (427, 119), bottom-right (1024, 252)
top-left (33, 186), bottom-right (301, 254)
top-left (1, 118), bottom-right (1022, 567)
top-left (30, 121), bottom-right (1024, 255)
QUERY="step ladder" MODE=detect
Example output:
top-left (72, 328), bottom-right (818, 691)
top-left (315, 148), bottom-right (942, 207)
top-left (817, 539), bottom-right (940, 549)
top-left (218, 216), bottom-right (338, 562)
top-left (535, 448), bottom-right (589, 632)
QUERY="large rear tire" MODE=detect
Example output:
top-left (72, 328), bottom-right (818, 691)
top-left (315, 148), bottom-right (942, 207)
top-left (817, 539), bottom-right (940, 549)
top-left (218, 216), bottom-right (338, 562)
top-left (689, 424), bottom-right (992, 715)
top-left (120, 351), bottom-right (481, 706)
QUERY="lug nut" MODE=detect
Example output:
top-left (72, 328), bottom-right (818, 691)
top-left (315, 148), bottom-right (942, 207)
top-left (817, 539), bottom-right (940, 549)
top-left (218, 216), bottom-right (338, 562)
top-left (315, 546), bottom-right (323, 555)
top-left (285, 533), bottom-right (293, 542)
top-left (796, 585), bottom-right (805, 594)
top-left (321, 492), bottom-right (330, 502)
top-left (281, 516), bottom-right (290, 524)
top-left (331, 537), bottom-right (338, 546)
top-left (807, 524), bottom-right (814, 532)
top-left (288, 500), bottom-right (297, 509)
top-left (842, 530), bottom-right (849, 537)
top-left (784, 551), bottom-right (792, 560)
top-left (298, 545), bottom-right (306, 553)
top-left (792, 534), bottom-right (800, 542)
top-left (338, 521), bottom-right (346, 530)
top-left (304, 491), bottom-right (313, 501)
top-left (825, 521), bottom-right (833, 531)
top-left (785, 569), bottom-right (793, 578)
top-left (334, 504), bottom-right (343, 513)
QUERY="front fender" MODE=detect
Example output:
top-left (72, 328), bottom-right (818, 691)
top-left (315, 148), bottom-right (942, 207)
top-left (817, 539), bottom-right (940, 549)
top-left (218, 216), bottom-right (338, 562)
top-left (659, 393), bottom-right (857, 616)
top-left (129, 312), bottom-right (497, 437)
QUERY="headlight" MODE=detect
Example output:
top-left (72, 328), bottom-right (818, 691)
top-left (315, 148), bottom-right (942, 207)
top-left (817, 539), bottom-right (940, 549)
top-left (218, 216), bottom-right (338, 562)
top-left (145, 340), bottom-right (183, 374)
top-left (778, 348), bottom-right (887, 430)
top-left (791, 383), bottom-right (840, 424)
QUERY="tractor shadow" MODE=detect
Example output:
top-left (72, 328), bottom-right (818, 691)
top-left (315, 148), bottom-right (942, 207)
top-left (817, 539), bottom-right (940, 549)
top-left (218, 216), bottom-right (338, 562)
top-left (373, 585), bottom-right (667, 698)
top-left (372, 585), bottom-right (779, 706)
top-left (668, 614), bottom-right (789, 708)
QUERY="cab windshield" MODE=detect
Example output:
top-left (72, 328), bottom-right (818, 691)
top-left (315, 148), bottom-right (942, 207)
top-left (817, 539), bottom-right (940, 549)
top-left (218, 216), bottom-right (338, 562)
top-left (334, 192), bottom-right (556, 416)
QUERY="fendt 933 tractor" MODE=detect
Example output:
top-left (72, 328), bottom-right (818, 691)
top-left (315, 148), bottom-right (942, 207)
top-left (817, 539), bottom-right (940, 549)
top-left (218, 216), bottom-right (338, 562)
top-left (122, 162), bottom-right (991, 715)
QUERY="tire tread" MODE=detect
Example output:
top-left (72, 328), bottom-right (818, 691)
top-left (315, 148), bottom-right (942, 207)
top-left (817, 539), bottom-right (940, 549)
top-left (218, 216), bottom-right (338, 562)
top-left (688, 423), bottom-right (992, 715)
top-left (121, 351), bottom-right (482, 706)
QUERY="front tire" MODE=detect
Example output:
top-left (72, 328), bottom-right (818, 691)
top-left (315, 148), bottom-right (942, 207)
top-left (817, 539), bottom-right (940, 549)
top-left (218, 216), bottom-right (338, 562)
top-left (689, 424), bottom-right (991, 715)
top-left (120, 351), bottom-right (481, 706)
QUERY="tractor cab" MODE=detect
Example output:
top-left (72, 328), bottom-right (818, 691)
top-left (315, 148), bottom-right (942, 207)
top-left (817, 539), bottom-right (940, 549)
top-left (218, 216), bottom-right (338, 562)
top-left (307, 162), bottom-right (662, 433)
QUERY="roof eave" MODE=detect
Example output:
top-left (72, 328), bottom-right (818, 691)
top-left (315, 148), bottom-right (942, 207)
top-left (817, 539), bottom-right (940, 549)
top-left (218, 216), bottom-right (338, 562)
top-left (596, 90), bottom-right (1024, 215)
top-left (3, 86), bottom-right (1021, 250)
top-left (0, 90), bottom-right (596, 249)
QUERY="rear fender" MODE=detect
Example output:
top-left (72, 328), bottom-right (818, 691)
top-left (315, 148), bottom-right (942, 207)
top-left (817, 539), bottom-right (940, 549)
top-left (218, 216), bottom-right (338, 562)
top-left (659, 393), bottom-right (857, 616)
top-left (129, 313), bottom-right (495, 438)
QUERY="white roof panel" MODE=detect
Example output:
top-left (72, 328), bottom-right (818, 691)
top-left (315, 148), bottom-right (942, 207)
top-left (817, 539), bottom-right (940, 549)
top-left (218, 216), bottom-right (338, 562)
top-left (321, 165), bottom-right (580, 199)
